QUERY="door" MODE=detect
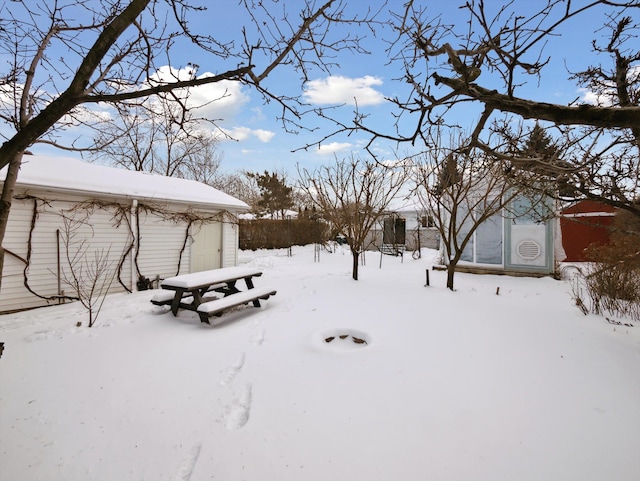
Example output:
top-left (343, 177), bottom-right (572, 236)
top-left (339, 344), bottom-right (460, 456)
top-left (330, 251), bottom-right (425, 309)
top-left (508, 223), bottom-right (548, 267)
top-left (505, 196), bottom-right (553, 272)
top-left (190, 222), bottom-right (222, 272)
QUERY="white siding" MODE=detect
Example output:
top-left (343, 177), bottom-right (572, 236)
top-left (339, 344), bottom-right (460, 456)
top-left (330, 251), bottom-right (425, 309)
top-left (1, 192), bottom-right (133, 312)
top-left (136, 208), bottom-right (190, 282)
top-left (1, 191), bottom-right (244, 313)
top-left (221, 216), bottom-right (239, 268)
top-left (2, 197), bottom-right (42, 312)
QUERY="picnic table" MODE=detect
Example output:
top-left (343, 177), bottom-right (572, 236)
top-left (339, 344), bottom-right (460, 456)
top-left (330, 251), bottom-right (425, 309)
top-left (151, 266), bottom-right (276, 323)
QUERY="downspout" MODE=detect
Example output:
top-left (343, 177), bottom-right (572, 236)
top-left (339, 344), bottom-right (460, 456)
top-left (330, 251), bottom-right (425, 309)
top-left (130, 199), bottom-right (138, 291)
top-left (56, 229), bottom-right (61, 302)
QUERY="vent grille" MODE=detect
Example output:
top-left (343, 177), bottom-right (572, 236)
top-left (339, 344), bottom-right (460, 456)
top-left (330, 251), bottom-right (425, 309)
top-left (517, 240), bottom-right (541, 260)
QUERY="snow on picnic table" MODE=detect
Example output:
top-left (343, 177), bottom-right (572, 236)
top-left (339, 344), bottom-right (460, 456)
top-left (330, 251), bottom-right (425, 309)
top-left (0, 245), bottom-right (639, 481)
top-left (161, 266), bottom-right (264, 290)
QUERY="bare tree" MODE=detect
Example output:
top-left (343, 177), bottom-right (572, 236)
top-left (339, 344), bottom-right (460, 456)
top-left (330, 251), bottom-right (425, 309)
top-left (91, 102), bottom-right (159, 172)
top-left (298, 156), bottom-right (408, 280)
top-left (60, 215), bottom-right (119, 327)
top-left (92, 97), bottom-right (224, 182)
top-left (413, 132), bottom-right (535, 290)
top-left (211, 170), bottom-right (261, 207)
top-left (0, 0), bottom-right (382, 293)
top-left (335, 1), bottom-right (640, 215)
top-left (179, 134), bottom-right (223, 185)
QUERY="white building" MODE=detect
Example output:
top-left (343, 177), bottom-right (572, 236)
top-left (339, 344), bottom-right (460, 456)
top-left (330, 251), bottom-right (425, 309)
top-left (439, 193), bottom-right (565, 276)
top-left (0, 155), bottom-right (249, 313)
top-left (364, 197), bottom-right (440, 253)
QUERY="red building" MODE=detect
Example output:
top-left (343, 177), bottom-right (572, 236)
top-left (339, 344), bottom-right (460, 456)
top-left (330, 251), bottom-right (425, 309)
top-left (560, 201), bottom-right (616, 262)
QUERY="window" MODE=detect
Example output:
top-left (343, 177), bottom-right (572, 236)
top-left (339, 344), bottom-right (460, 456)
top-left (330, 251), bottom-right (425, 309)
top-left (420, 215), bottom-right (435, 228)
top-left (475, 213), bottom-right (503, 264)
top-left (458, 211), bottom-right (503, 265)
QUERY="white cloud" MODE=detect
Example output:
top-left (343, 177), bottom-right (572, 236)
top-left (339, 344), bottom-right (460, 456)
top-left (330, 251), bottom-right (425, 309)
top-left (304, 75), bottom-right (385, 106)
top-left (223, 126), bottom-right (275, 143)
top-left (149, 66), bottom-right (250, 120)
top-left (224, 126), bottom-right (251, 141)
top-left (148, 65), bottom-right (196, 84)
top-left (190, 79), bottom-right (249, 120)
top-left (253, 129), bottom-right (275, 142)
top-left (316, 142), bottom-right (352, 155)
top-left (577, 64), bottom-right (640, 107)
top-left (578, 87), bottom-right (611, 106)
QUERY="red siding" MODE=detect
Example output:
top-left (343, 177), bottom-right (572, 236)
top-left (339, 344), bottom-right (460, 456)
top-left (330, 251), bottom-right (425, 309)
top-left (562, 200), bottom-right (616, 215)
top-left (561, 201), bottom-right (616, 262)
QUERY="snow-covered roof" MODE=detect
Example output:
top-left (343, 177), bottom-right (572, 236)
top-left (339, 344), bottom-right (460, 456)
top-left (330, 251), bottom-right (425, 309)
top-left (2, 154), bottom-right (249, 211)
top-left (239, 209), bottom-right (299, 220)
top-left (387, 196), bottom-right (425, 213)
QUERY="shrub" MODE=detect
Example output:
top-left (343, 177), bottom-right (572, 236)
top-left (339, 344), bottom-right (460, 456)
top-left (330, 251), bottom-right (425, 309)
top-left (582, 209), bottom-right (640, 320)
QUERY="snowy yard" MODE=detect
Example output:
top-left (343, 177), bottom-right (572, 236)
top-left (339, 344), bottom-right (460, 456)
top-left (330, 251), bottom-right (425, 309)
top-left (0, 245), bottom-right (638, 481)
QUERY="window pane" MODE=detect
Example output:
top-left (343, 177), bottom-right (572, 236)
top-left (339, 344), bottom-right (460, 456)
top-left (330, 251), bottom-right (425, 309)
top-left (476, 213), bottom-right (502, 264)
top-left (460, 236), bottom-right (474, 262)
top-left (511, 195), bottom-right (553, 225)
top-left (456, 207), bottom-right (474, 262)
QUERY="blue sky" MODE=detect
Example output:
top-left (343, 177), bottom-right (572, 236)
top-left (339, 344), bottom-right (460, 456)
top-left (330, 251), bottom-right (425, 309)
top-left (9, 0), bottom-right (634, 177)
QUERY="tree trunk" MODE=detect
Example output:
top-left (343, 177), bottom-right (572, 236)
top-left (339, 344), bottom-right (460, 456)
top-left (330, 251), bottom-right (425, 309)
top-left (351, 248), bottom-right (359, 280)
top-left (446, 262), bottom-right (456, 290)
top-left (0, 153), bottom-right (24, 295)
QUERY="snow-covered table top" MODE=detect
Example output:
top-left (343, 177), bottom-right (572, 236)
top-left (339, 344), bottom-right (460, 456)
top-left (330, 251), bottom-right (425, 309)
top-left (161, 267), bottom-right (263, 290)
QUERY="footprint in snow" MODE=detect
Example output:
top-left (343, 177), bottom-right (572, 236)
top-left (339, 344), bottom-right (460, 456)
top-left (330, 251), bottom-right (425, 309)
top-left (225, 384), bottom-right (252, 431)
top-left (252, 329), bottom-right (266, 346)
top-left (219, 353), bottom-right (245, 386)
top-left (173, 442), bottom-right (202, 481)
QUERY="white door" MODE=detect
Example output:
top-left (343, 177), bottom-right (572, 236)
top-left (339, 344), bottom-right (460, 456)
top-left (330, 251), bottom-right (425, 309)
top-left (190, 222), bottom-right (222, 272)
top-left (505, 196), bottom-right (554, 272)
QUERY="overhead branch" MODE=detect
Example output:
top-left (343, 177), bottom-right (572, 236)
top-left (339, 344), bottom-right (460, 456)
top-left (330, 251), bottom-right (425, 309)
top-left (434, 73), bottom-right (640, 129)
top-left (252, 0), bottom-right (335, 84)
top-left (83, 66), bottom-right (253, 103)
top-left (0, 0), bottom-right (152, 169)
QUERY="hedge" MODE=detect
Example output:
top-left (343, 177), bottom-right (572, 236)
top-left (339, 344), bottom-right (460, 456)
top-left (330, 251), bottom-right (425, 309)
top-left (239, 218), bottom-right (329, 250)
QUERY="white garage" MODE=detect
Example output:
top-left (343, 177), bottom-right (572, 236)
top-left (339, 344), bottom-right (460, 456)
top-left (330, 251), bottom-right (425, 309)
top-left (0, 154), bottom-right (249, 313)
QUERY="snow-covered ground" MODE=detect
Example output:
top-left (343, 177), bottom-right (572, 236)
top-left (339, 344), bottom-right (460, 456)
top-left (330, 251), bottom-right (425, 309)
top-left (1, 245), bottom-right (639, 481)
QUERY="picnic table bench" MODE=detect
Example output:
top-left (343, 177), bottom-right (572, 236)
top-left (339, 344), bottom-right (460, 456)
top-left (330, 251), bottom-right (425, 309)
top-left (150, 266), bottom-right (276, 323)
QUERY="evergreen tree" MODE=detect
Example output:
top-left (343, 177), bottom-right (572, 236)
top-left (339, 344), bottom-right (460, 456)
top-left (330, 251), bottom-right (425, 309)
top-left (432, 153), bottom-right (461, 196)
top-left (522, 124), bottom-right (560, 164)
top-left (249, 171), bottom-right (294, 218)
top-left (517, 124), bottom-right (575, 197)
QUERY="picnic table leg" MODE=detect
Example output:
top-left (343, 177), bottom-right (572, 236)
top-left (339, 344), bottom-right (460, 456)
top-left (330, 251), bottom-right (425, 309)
top-left (224, 280), bottom-right (240, 296)
top-left (191, 289), bottom-right (204, 309)
top-left (170, 289), bottom-right (185, 316)
top-left (244, 277), bottom-right (260, 306)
